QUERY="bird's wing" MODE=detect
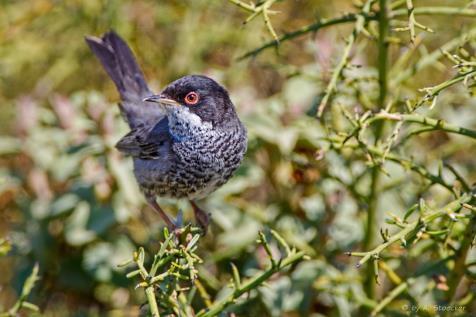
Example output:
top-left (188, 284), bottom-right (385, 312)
top-left (115, 117), bottom-right (174, 160)
top-left (85, 31), bottom-right (164, 128)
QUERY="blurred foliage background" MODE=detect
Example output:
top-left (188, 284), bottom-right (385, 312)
top-left (1, 0), bottom-right (476, 316)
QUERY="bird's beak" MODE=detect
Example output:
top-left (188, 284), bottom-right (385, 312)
top-left (143, 95), bottom-right (181, 107)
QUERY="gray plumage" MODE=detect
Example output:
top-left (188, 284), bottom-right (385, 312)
top-left (85, 31), bottom-right (247, 226)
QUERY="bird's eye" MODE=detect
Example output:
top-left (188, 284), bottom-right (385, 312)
top-left (184, 92), bottom-right (200, 105)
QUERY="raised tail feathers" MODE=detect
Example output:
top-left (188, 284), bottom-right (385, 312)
top-left (86, 31), bottom-right (164, 128)
top-left (85, 31), bottom-right (150, 100)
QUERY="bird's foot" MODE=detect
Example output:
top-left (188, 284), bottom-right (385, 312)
top-left (171, 210), bottom-right (184, 236)
top-left (147, 198), bottom-right (177, 230)
top-left (190, 201), bottom-right (211, 235)
top-left (173, 210), bottom-right (184, 228)
top-left (196, 211), bottom-right (210, 234)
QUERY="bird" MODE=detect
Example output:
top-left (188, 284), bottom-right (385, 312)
top-left (85, 31), bottom-right (247, 231)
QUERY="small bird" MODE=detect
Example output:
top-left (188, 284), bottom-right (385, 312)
top-left (85, 31), bottom-right (247, 231)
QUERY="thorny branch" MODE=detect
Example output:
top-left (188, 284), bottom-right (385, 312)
top-left (347, 195), bottom-right (472, 268)
top-left (196, 230), bottom-right (307, 317)
top-left (229, 0), bottom-right (280, 42)
top-left (393, 0), bottom-right (433, 43)
top-left (0, 263), bottom-right (40, 317)
top-left (316, 0), bottom-right (376, 118)
top-left (121, 227), bottom-right (307, 317)
top-left (239, 6), bottom-right (476, 59)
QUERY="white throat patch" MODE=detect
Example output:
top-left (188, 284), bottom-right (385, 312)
top-left (167, 106), bottom-right (213, 140)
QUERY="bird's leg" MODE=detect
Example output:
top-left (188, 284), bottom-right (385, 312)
top-left (146, 197), bottom-right (176, 229)
top-left (190, 201), bottom-right (210, 233)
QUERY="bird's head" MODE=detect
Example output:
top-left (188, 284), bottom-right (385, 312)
top-left (143, 75), bottom-right (239, 128)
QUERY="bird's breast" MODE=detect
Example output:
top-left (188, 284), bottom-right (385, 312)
top-left (139, 126), bottom-right (246, 199)
top-left (173, 127), bottom-right (246, 175)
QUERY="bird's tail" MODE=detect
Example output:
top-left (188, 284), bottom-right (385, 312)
top-left (85, 31), bottom-right (150, 101)
top-left (86, 31), bottom-right (162, 128)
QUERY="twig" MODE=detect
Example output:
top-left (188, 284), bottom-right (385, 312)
top-left (317, 0), bottom-right (376, 118)
top-left (363, 0), bottom-right (390, 300)
top-left (394, 0), bottom-right (433, 42)
top-left (145, 286), bottom-right (161, 317)
top-left (392, 6), bottom-right (476, 18)
top-left (239, 6), bottom-right (476, 60)
top-left (124, 226), bottom-right (202, 316)
top-left (371, 112), bottom-right (476, 139)
top-left (227, 0), bottom-right (255, 12)
top-left (349, 195), bottom-right (471, 268)
top-left (0, 264), bottom-right (40, 317)
top-left (416, 69), bottom-right (476, 108)
top-left (371, 254), bottom-right (459, 315)
top-left (393, 28), bottom-right (476, 84)
top-left (239, 12), bottom-right (378, 60)
top-left (325, 134), bottom-right (456, 192)
top-left (371, 278), bottom-right (414, 316)
top-left (197, 251), bottom-right (306, 317)
top-left (443, 162), bottom-right (471, 192)
top-left (447, 201), bottom-right (476, 303)
top-left (262, 3), bottom-right (279, 43)
top-left (229, 0), bottom-right (280, 42)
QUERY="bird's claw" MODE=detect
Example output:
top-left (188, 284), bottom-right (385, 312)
top-left (169, 210), bottom-right (184, 237)
top-left (195, 210), bottom-right (210, 235)
top-left (173, 210), bottom-right (184, 228)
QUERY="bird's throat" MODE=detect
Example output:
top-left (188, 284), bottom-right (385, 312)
top-left (167, 107), bottom-right (213, 141)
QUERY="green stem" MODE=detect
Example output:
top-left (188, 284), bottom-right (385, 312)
top-left (370, 254), bottom-right (458, 315)
top-left (371, 112), bottom-right (476, 139)
top-left (365, 163), bottom-right (380, 298)
top-left (262, 0), bottom-right (279, 42)
top-left (145, 286), bottom-right (161, 317)
top-left (197, 251), bottom-right (306, 317)
top-left (364, 0), bottom-right (389, 300)
top-left (317, 0), bottom-right (375, 117)
top-left (371, 278), bottom-right (414, 316)
top-left (393, 28), bottom-right (476, 84)
top-left (405, 0), bottom-right (416, 42)
top-left (377, 0), bottom-right (389, 110)
top-left (239, 12), bottom-right (377, 60)
top-left (415, 70), bottom-right (476, 107)
top-left (393, 6), bottom-right (476, 18)
top-left (239, 7), bottom-right (476, 59)
top-left (368, 143), bottom-right (453, 191)
top-left (230, 0), bottom-right (279, 41)
top-left (446, 202), bottom-right (476, 304)
top-left (325, 135), bottom-right (455, 191)
top-left (355, 195), bottom-right (470, 267)
top-left (317, 30), bottom-right (356, 117)
top-left (227, 0), bottom-right (255, 12)
top-left (2, 264), bottom-right (40, 317)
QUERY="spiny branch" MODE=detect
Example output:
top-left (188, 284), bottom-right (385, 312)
top-left (239, 6), bottom-right (476, 60)
top-left (317, 0), bottom-right (376, 118)
top-left (371, 111), bottom-right (476, 139)
top-left (347, 195), bottom-right (471, 268)
top-left (0, 263), bottom-right (40, 317)
top-left (229, 0), bottom-right (280, 43)
top-left (393, 0), bottom-right (433, 43)
top-left (197, 230), bottom-right (307, 317)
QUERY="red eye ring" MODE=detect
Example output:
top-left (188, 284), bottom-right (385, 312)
top-left (184, 92), bottom-right (200, 105)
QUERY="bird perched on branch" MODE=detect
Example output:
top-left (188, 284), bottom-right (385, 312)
top-left (85, 31), bottom-right (247, 232)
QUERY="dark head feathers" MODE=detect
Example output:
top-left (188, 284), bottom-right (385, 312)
top-left (161, 75), bottom-right (239, 127)
top-left (86, 32), bottom-right (239, 129)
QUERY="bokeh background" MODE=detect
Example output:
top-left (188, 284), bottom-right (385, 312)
top-left (1, 0), bottom-right (476, 316)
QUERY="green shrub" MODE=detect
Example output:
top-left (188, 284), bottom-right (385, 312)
top-left (1, 0), bottom-right (475, 316)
